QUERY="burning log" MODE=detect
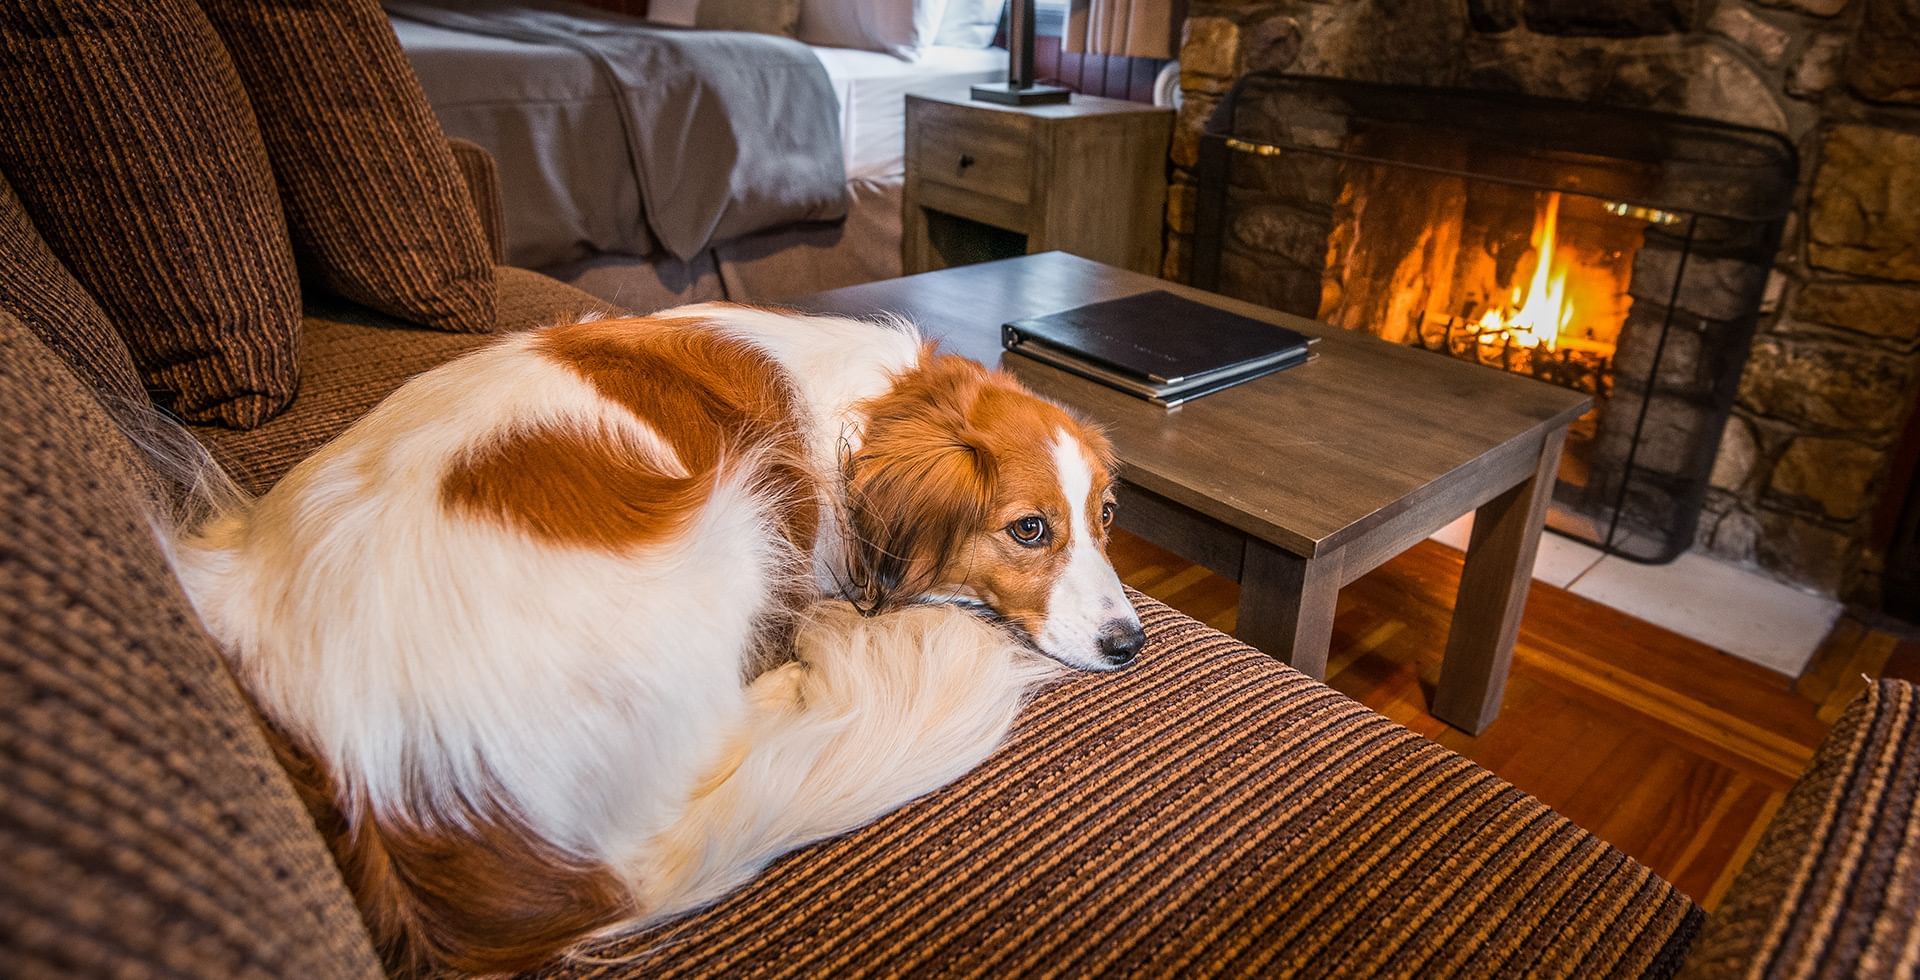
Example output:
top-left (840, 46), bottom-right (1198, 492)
top-left (1415, 313), bottom-right (1614, 400)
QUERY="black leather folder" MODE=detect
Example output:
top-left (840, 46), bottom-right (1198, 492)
top-left (1002, 290), bottom-right (1314, 408)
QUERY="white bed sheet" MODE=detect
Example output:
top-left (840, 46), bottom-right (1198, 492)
top-left (810, 45), bottom-right (1008, 181)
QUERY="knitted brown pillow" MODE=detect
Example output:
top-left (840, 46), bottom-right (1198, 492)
top-left (0, 171), bottom-right (148, 415)
top-left (0, 0), bottom-right (303, 429)
top-left (198, 0), bottom-right (498, 334)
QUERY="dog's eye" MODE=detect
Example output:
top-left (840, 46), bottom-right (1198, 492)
top-left (1008, 516), bottom-right (1048, 546)
top-left (1100, 502), bottom-right (1116, 528)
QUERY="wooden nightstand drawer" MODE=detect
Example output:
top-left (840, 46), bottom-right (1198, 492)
top-left (910, 100), bottom-right (1033, 206)
top-left (903, 91), bottom-right (1172, 276)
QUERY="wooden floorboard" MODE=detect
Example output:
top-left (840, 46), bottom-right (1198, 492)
top-left (1110, 529), bottom-right (1847, 909)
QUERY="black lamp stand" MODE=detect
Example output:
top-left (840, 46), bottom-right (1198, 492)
top-left (970, 0), bottom-right (1071, 105)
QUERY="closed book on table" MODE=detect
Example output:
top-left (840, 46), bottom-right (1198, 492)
top-left (1002, 290), bottom-right (1315, 407)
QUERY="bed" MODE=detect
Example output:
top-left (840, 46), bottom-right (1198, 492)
top-left (389, 11), bottom-right (1007, 312)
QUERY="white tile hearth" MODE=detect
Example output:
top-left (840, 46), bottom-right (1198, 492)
top-left (1566, 550), bottom-right (1839, 676)
top-left (1429, 516), bottom-right (1839, 676)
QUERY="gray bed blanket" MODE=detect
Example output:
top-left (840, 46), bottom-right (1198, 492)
top-left (386, 0), bottom-right (848, 263)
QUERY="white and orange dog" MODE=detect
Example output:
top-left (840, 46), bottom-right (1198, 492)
top-left (172, 304), bottom-right (1143, 973)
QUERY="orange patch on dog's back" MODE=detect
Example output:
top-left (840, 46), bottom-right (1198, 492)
top-left (440, 313), bottom-right (819, 553)
top-left (440, 427), bottom-right (717, 551)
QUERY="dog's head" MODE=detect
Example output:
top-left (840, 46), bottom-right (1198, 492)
top-left (844, 352), bottom-right (1145, 672)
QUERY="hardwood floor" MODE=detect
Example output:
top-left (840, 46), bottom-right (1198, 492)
top-left (1110, 528), bottom-right (1850, 910)
top-left (1795, 614), bottom-right (1920, 721)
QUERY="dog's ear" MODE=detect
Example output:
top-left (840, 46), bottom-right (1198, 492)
top-left (843, 408), bottom-right (995, 614)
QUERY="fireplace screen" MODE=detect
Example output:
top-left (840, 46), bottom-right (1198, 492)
top-left (1192, 75), bottom-right (1795, 563)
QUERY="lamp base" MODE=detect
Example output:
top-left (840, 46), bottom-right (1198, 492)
top-left (970, 82), bottom-right (1072, 106)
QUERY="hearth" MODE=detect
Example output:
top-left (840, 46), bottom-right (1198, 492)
top-left (1191, 74), bottom-right (1796, 563)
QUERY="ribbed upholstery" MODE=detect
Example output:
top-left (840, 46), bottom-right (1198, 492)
top-left (1683, 680), bottom-right (1920, 979)
top-left (450, 138), bottom-right (510, 265)
top-left (196, 266), bottom-right (614, 494)
top-left (549, 593), bottom-right (1702, 979)
top-left (0, 0), bottom-right (302, 428)
top-left (0, 312), bottom-right (383, 979)
top-left (0, 172), bottom-right (147, 417)
top-left (198, 0), bottom-right (498, 334)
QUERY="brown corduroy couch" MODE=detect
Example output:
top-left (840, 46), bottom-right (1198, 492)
top-left (7, 242), bottom-right (1920, 980)
top-left (9, 283), bottom-right (1919, 979)
top-left (3, 6), bottom-right (1919, 979)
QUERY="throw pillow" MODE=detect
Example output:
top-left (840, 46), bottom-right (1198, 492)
top-left (198, 0), bottom-right (498, 334)
top-left (0, 0), bottom-right (303, 429)
top-left (698, 0), bottom-right (803, 36)
top-left (646, 0), bottom-right (697, 25)
top-left (799, 0), bottom-right (948, 60)
top-left (575, 0), bottom-right (651, 17)
top-left (0, 171), bottom-right (148, 414)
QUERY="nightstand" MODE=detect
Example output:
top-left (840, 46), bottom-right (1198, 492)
top-left (903, 91), bottom-right (1173, 276)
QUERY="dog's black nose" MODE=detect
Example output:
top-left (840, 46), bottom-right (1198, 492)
top-left (1098, 620), bottom-right (1147, 667)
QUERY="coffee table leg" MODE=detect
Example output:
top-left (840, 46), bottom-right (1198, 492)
top-left (1237, 538), bottom-right (1343, 679)
top-left (1433, 427), bottom-right (1569, 734)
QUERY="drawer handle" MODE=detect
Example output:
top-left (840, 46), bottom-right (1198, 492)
top-left (957, 154), bottom-right (976, 176)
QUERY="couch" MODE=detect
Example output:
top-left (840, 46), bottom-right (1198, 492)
top-left (2, 3), bottom-right (1917, 978)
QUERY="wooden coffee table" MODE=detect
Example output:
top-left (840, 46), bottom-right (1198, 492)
top-left (789, 252), bottom-right (1590, 733)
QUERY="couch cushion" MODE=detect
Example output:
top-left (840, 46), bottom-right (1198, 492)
top-left (198, 266), bottom-right (613, 494)
top-left (0, 312), bottom-right (383, 977)
top-left (0, 171), bottom-right (146, 417)
top-left (1682, 679), bottom-right (1920, 979)
top-left (0, 0), bottom-right (304, 429)
top-left (198, 0), bottom-right (499, 334)
top-left (555, 592), bottom-right (1702, 978)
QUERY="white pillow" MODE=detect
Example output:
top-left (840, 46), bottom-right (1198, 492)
top-left (935, 0), bottom-right (1004, 48)
top-left (799, 0), bottom-right (948, 60)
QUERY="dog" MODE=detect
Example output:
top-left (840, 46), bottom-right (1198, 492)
top-left (170, 303), bottom-right (1145, 974)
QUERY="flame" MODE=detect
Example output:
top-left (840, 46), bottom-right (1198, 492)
top-left (1474, 191), bottom-right (1575, 352)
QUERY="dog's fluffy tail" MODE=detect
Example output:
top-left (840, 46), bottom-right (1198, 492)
top-left (627, 601), bottom-right (1062, 925)
top-left (108, 397), bottom-right (257, 640)
top-left (108, 394), bottom-right (252, 531)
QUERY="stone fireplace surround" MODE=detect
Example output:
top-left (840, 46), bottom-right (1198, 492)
top-left (1166, 0), bottom-right (1920, 604)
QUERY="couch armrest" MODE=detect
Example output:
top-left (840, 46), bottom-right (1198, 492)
top-left (448, 137), bottom-right (507, 265)
top-left (1682, 679), bottom-right (1920, 978)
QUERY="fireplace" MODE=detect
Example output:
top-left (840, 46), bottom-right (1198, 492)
top-left (1191, 74), bottom-right (1796, 563)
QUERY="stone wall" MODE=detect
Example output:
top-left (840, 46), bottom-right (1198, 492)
top-left (1168, 0), bottom-right (1920, 601)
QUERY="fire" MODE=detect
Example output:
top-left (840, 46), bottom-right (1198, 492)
top-left (1474, 191), bottom-right (1575, 352)
top-left (1319, 155), bottom-right (1638, 400)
